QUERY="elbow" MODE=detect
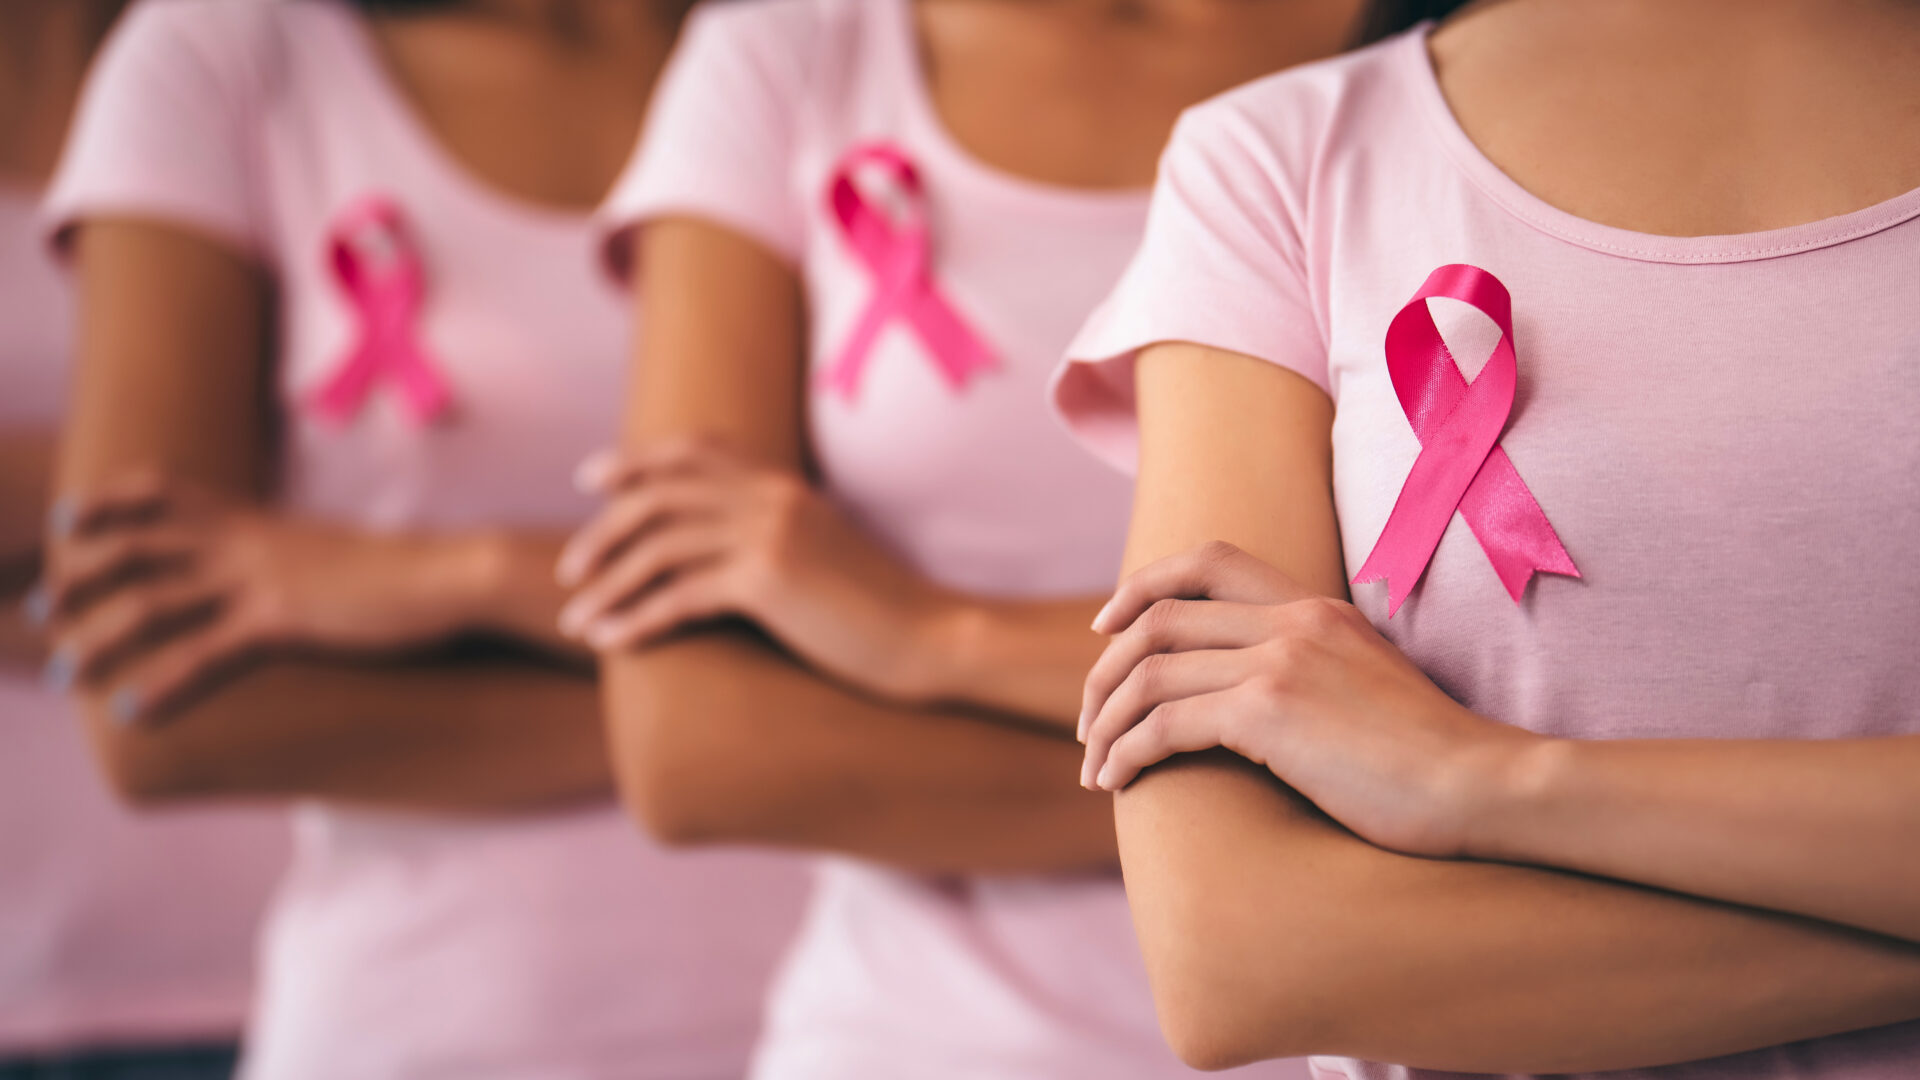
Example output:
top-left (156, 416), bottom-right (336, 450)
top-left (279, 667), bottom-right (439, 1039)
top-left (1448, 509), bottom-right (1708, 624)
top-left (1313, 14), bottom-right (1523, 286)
top-left (612, 736), bottom-right (737, 848)
top-left (600, 653), bottom-right (767, 848)
top-left (1142, 930), bottom-right (1329, 1071)
top-left (83, 711), bottom-right (206, 810)
top-left (74, 692), bottom-right (248, 809)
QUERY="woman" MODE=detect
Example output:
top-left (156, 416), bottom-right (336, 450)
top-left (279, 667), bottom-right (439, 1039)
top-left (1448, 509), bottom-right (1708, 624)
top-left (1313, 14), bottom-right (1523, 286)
top-left (1053, 0), bottom-right (1920, 1075)
top-left (560, 0), bottom-right (1357, 1073)
top-left (42, 1), bottom-right (805, 1076)
top-left (1, 4), bottom-right (286, 1079)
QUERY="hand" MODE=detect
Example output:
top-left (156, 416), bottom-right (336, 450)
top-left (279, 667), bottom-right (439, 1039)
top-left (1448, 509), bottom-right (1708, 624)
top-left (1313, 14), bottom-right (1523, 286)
top-left (556, 438), bottom-right (959, 702)
top-left (40, 472), bottom-right (494, 722)
top-left (1078, 541), bottom-right (1540, 858)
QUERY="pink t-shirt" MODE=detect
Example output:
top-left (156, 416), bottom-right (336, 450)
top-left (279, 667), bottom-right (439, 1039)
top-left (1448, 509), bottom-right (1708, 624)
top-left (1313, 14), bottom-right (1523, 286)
top-left (44, 2), bottom-right (810, 1077)
top-left (0, 186), bottom-right (287, 1057)
top-left (601, 0), bottom-right (1308, 1076)
top-left (1055, 26), bottom-right (1920, 1080)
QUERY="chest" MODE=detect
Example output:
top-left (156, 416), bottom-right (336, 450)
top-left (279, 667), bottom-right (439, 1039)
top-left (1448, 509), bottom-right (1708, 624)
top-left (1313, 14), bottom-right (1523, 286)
top-left (1321, 223), bottom-right (1920, 735)
top-left (781, 135), bottom-right (1144, 593)
top-left (256, 116), bottom-right (630, 532)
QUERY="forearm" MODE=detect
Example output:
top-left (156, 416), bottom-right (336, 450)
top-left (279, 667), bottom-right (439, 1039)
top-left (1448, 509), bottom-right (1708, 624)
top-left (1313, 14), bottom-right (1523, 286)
top-left (1123, 754), bottom-right (1920, 1073)
top-left (1466, 734), bottom-right (1920, 942)
top-left (79, 652), bottom-right (612, 813)
top-left (603, 627), bottom-right (1118, 874)
top-left (914, 593), bottom-right (1108, 727)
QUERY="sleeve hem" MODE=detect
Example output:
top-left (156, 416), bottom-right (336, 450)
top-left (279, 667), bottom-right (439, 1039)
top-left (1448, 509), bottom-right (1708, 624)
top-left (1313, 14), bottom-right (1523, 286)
top-left (596, 202), bottom-right (805, 288)
top-left (1050, 336), bottom-right (1333, 480)
top-left (42, 197), bottom-right (271, 272)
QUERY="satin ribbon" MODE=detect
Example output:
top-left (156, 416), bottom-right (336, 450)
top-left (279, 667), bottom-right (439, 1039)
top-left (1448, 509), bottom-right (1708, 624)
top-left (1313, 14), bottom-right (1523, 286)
top-left (305, 196), bottom-right (453, 426)
top-left (818, 142), bottom-right (997, 400)
top-left (1353, 264), bottom-right (1578, 615)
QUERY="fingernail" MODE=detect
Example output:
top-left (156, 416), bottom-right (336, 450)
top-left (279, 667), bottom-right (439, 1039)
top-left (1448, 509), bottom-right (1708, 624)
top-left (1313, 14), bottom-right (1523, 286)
top-left (20, 584), bottom-right (51, 627)
top-left (47, 495), bottom-right (78, 539)
top-left (585, 623), bottom-right (621, 650)
top-left (1075, 711), bottom-right (1090, 744)
top-left (573, 450), bottom-right (617, 493)
top-left (1095, 765), bottom-right (1114, 790)
top-left (109, 687), bottom-right (142, 726)
top-left (1090, 599), bottom-right (1116, 632)
top-left (42, 647), bottom-right (77, 692)
top-left (557, 605), bottom-right (586, 636)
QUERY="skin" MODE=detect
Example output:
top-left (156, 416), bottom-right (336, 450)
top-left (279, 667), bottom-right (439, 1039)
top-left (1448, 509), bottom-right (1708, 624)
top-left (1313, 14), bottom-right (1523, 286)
top-left (47, 0), bottom-right (675, 811)
top-left (565, 0), bottom-right (1363, 871)
top-left (0, 0), bottom-right (128, 671)
top-left (0, 432), bottom-right (53, 671)
top-left (1077, 0), bottom-right (1920, 1069)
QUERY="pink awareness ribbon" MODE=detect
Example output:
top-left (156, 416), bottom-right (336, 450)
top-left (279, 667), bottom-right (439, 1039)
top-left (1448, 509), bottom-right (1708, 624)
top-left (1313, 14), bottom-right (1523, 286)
top-left (1352, 264), bottom-right (1579, 616)
top-left (818, 142), bottom-right (997, 401)
top-left (305, 196), bottom-right (454, 426)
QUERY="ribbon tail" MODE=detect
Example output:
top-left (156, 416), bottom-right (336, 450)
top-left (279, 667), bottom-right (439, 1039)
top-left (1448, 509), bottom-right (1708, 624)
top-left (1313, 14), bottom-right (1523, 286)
top-left (1458, 447), bottom-right (1580, 604)
top-left (1351, 539), bottom-right (1429, 619)
top-left (820, 289), bottom-right (901, 402)
top-left (1352, 464), bottom-right (1463, 617)
top-left (392, 349), bottom-right (455, 426)
top-left (304, 346), bottom-right (380, 427)
top-left (902, 288), bottom-right (996, 392)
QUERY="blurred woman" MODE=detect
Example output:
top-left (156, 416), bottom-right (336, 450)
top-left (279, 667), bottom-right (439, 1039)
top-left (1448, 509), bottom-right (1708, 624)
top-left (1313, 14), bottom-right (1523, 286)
top-left (41, 1), bottom-right (806, 1077)
top-left (1055, 0), bottom-right (1920, 1074)
top-left (0, 4), bottom-right (285, 1078)
top-left (559, 0), bottom-right (1356, 1074)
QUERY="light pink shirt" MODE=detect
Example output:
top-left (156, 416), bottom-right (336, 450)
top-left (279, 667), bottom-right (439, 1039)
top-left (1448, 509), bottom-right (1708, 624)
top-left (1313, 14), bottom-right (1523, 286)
top-left (1055, 27), bottom-right (1920, 1080)
top-left (0, 186), bottom-right (288, 1056)
top-left (44, 2), bottom-right (809, 1076)
top-left (601, 0), bottom-right (1308, 1076)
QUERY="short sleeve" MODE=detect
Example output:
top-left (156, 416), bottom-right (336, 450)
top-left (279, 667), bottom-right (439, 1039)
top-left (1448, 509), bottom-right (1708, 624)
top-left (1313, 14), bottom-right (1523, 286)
top-left (596, 0), bottom-right (812, 281)
top-left (1050, 103), bottom-right (1326, 474)
top-left (41, 1), bottom-right (271, 263)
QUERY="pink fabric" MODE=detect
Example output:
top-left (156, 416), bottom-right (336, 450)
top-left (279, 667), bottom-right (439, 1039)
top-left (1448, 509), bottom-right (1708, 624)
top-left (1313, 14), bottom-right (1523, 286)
top-left (44, 3), bottom-right (809, 1077)
top-left (0, 187), bottom-right (288, 1056)
top-left (600, 0), bottom-right (1307, 1076)
top-left (1054, 25), bottom-right (1920, 1080)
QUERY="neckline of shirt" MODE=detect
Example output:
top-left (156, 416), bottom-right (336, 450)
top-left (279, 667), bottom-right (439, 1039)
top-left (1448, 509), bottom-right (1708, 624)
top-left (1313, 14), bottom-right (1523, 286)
top-left (322, 1), bottom-right (603, 235)
top-left (872, 0), bottom-right (1152, 219)
top-left (1399, 23), bottom-right (1920, 265)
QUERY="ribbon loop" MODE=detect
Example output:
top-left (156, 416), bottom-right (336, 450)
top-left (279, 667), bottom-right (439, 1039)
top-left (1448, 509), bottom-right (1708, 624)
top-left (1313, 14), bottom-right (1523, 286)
top-left (1353, 264), bottom-right (1578, 615)
top-left (818, 143), bottom-right (997, 401)
top-left (305, 196), bottom-right (454, 427)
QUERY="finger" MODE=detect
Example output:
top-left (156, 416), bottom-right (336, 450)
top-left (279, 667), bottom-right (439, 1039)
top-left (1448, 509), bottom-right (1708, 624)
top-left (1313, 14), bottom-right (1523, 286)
top-left (52, 470), bottom-right (200, 541)
top-left (107, 613), bottom-right (260, 727)
top-left (1080, 649), bottom-right (1257, 788)
top-left (1093, 688), bottom-right (1248, 791)
top-left (578, 567), bottom-right (737, 651)
top-left (571, 435), bottom-right (737, 495)
top-left (42, 525), bottom-right (198, 616)
top-left (46, 578), bottom-right (226, 691)
top-left (1091, 541), bottom-right (1314, 636)
top-left (1078, 598), bottom-right (1278, 740)
top-left (555, 480), bottom-right (731, 586)
top-left (558, 522), bottom-right (733, 636)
